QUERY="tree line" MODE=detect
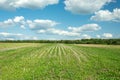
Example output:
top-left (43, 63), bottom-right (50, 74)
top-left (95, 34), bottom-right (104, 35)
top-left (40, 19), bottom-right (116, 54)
top-left (0, 39), bottom-right (120, 45)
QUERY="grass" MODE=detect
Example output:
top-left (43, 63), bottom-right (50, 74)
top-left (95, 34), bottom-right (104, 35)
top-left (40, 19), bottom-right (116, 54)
top-left (0, 43), bottom-right (120, 80)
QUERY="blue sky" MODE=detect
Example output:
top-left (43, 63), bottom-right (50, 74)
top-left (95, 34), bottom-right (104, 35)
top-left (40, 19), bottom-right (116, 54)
top-left (0, 0), bottom-right (120, 40)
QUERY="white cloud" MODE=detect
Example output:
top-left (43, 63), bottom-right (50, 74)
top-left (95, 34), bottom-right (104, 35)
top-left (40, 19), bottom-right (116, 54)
top-left (91, 8), bottom-right (120, 22)
top-left (32, 37), bottom-right (38, 40)
top-left (102, 33), bottom-right (113, 38)
top-left (13, 16), bottom-right (24, 23)
top-left (14, 16), bottom-right (26, 29)
top-left (0, 16), bottom-right (26, 29)
top-left (47, 38), bottom-right (58, 40)
top-left (48, 28), bottom-right (80, 36)
top-left (96, 35), bottom-right (101, 38)
top-left (0, 32), bottom-right (38, 40)
top-left (0, 16), bottom-right (58, 30)
top-left (37, 28), bottom-right (80, 37)
top-left (82, 34), bottom-right (91, 39)
top-left (28, 19), bottom-right (81, 37)
top-left (23, 36), bottom-right (38, 40)
top-left (0, 19), bottom-right (14, 27)
top-left (64, 0), bottom-right (112, 14)
top-left (0, 32), bottom-right (23, 38)
top-left (68, 24), bottom-right (101, 32)
top-left (0, 0), bottom-right (15, 10)
top-left (5, 38), bottom-right (15, 40)
top-left (0, 16), bottom-right (101, 38)
top-left (37, 30), bottom-right (46, 33)
top-left (27, 19), bottom-right (58, 30)
top-left (36, 23), bottom-right (101, 37)
top-left (0, 0), bottom-right (59, 10)
top-left (20, 25), bottom-right (26, 29)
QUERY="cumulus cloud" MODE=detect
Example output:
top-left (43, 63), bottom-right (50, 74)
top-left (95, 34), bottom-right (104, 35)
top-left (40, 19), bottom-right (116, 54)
top-left (0, 19), bottom-right (14, 27)
top-left (37, 30), bottom-right (46, 33)
top-left (82, 34), bottom-right (91, 39)
top-left (20, 25), bottom-right (26, 29)
top-left (26, 19), bottom-right (81, 36)
top-left (14, 16), bottom-right (26, 29)
top-left (64, 0), bottom-right (112, 14)
top-left (96, 35), bottom-right (101, 38)
top-left (37, 23), bottom-right (101, 37)
top-left (0, 0), bottom-right (59, 10)
top-left (13, 16), bottom-right (24, 23)
top-left (0, 16), bottom-right (101, 37)
top-left (27, 19), bottom-right (59, 30)
top-left (27, 19), bottom-right (80, 37)
top-left (91, 8), bottom-right (120, 22)
top-left (102, 33), bottom-right (113, 38)
top-left (68, 24), bottom-right (101, 32)
top-left (37, 28), bottom-right (80, 37)
top-left (0, 16), bottom-right (58, 30)
top-left (48, 28), bottom-right (80, 36)
top-left (5, 38), bottom-right (15, 40)
top-left (23, 36), bottom-right (38, 40)
top-left (0, 32), bottom-right (38, 40)
top-left (0, 32), bottom-right (23, 40)
top-left (0, 16), bottom-right (26, 29)
top-left (0, 0), bottom-right (15, 10)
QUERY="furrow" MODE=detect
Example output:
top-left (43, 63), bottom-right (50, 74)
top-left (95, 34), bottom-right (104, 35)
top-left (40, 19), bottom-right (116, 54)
top-left (71, 48), bottom-right (88, 62)
top-left (72, 45), bottom-right (92, 61)
top-left (58, 46), bottom-right (62, 65)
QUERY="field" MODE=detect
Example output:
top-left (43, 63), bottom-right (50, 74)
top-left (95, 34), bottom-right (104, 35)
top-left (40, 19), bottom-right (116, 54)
top-left (0, 43), bottom-right (120, 80)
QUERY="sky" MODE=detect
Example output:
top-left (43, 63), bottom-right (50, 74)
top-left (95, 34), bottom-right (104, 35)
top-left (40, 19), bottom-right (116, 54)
top-left (0, 0), bottom-right (120, 40)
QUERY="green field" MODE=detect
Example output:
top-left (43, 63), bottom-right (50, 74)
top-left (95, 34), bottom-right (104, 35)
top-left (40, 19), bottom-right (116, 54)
top-left (0, 43), bottom-right (120, 80)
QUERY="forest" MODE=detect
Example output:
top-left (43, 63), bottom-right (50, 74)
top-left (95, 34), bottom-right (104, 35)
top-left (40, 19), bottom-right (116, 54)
top-left (0, 39), bottom-right (120, 45)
